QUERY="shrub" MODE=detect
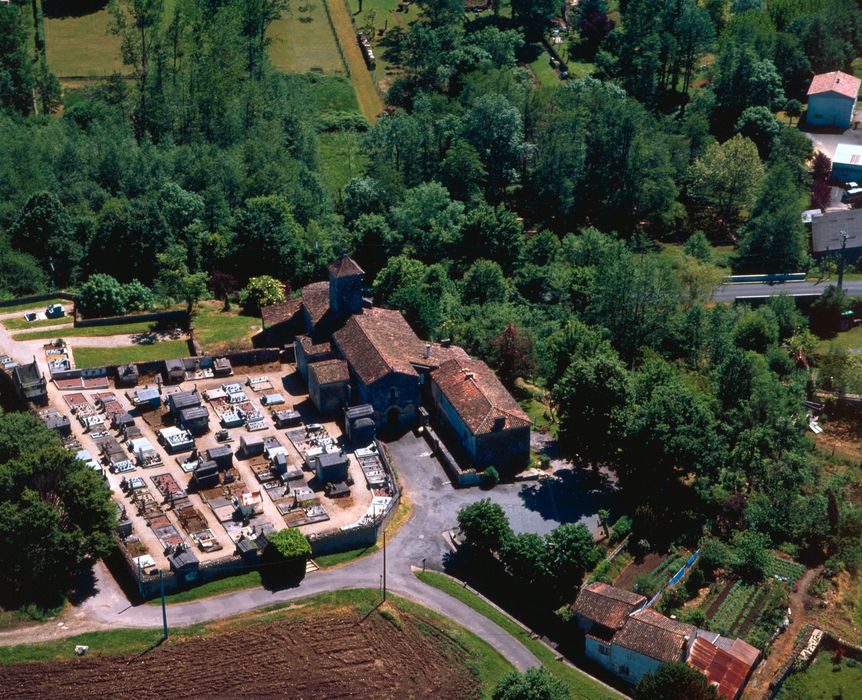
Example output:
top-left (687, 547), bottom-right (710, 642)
top-left (241, 275), bottom-right (286, 313)
top-left (483, 466), bottom-right (500, 487)
top-left (609, 515), bottom-right (632, 544)
top-left (633, 573), bottom-right (662, 597)
top-left (268, 528), bottom-right (311, 560)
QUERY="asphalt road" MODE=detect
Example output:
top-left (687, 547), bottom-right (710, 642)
top-left (714, 279), bottom-right (862, 302)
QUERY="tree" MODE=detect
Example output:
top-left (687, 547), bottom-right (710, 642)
top-left (784, 98), bottom-right (802, 126)
top-left (545, 523), bottom-right (602, 589)
top-left (77, 273), bottom-right (153, 318)
top-left (489, 322), bottom-right (538, 387)
top-left (239, 0), bottom-right (288, 81)
top-left (728, 529), bottom-right (770, 581)
top-left (0, 4), bottom-right (34, 115)
top-left (0, 411), bottom-right (114, 604)
top-left (734, 107), bottom-right (782, 157)
top-left (460, 204), bottom-right (524, 274)
top-left (735, 165), bottom-right (808, 273)
top-left (635, 662), bottom-right (719, 700)
top-left (9, 192), bottom-right (83, 287)
top-left (263, 528), bottom-right (311, 581)
top-left (241, 275), bottom-right (286, 313)
top-left (687, 135), bottom-right (765, 233)
top-left (683, 231), bottom-right (712, 263)
top-left (209, 271), bottom-right (239, 311)
top-left (154, 247), bottom-right (209, 314)
top-left (462, 93), bottom-right (526, 195)
top-left (810, 285), bottom-right (849, 338)
top-left (440, 140), bottom-right (487, 202)
top-left (511, 0), bottom-right (559, 38)
top-left (231, 195), bottom-right (308, 283)
top-left (463, 260), bottom-right (507, 306)
top-left (554, 346), bottom-right (629, 468)
top-left (457, 499), bottom-right (512, 551)
top-left (109, 0), bottom-right (165, 139)
top-left (389, 182), bottom-right (465, 263)
top-left (492, 668), bottom-right (569, 700)
top-left (500, 533), bottom-right (550, 586)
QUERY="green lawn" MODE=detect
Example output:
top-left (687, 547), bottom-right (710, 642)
top-left (415, 571), bottom-right (620, 700)
top-left (318, 131), bottom-right (370, 194)
top-left (286, 72), bottom-right (360, 114)
top-left (816, 325), bottom-right (862, 353)
top-left (192, 303), bottom-right (260, 353)
top-left (0, 298), bottom-right (70, 314)
top-left (0, 589), bottom-right (513, 698)
top-left (13, 320), bottom-right (165, 341)
top-left (315, 544), bottom-right (379, 568)
top-left (269, 2), bottom-right (346, 75)
top-left (44, 3), bottom-right (123, 78)
top-left (3, 316), bottom-right (73, 331)
top-left (73, 339), bottom-right (190, 368)
top-left (777, 654), bottom-right (862, 699)
top-left (344, 0), bottom-right (421, 86)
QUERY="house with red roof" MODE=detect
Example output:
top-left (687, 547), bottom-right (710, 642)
top-left (807, 70), bottom-right (861, 129)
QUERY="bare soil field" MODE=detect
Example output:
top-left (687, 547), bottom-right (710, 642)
top-left (613, 552), bottom-right (664, 591)
top-left (0, 607), bottom-right (480, 699)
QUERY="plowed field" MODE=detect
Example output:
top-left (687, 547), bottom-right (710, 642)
top-left (0, 608), bottom-right (479, 699)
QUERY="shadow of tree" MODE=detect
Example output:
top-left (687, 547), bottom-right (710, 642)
top-left (43, 0), bottom-right (108, 19)
top-left (517, 467), bottom-right (619, 524)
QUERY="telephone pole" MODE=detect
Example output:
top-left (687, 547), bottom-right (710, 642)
top-left (838, 230), bottom-right (849, 291)
top-left (382, 528), bottom-right (387, 602)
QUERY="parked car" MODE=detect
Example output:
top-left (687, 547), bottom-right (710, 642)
top-left (842, 187), bottom-right (862, 203)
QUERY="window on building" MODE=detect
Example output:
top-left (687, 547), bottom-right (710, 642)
top-left (598, 645), bottom-right (610, 656)
top-left (389, 387), bottom-right (398, 401)
top-left (619, 666), bottom-right (629, 676)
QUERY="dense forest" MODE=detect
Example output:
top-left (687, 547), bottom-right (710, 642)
top-left (1, 0), bottom-right (862, 617)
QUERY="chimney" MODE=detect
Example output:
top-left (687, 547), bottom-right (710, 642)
top-left (465, 372), bottom-right (475, 380)
top-left (441, 338), bottom-right (451, 348)
top-left (424, 343), bottom-right (431, 359)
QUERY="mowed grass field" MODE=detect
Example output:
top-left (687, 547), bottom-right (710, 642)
top-left (73, 339), bottom-right (190, 368)
top-left (42, 0), bottom-right (344, 79)
top-left (269, 2), bottom-right (346, 75)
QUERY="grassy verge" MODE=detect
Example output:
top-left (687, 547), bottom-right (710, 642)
top-left (192, 303), bottom-right (259, 353)
top-left (13, 321), bottom-right (165, 341)
top-left (318, 131), bottom-right (370, 195)
top-left (777, 653), bottom-right (862, 699)
top-left (73, 339), bottom-right (190, 368)
top-left (816, 325), bottom-right (862, 352)
top-left (1, 589), bottom-right (513, 697)
top-left (415, 571), bottom-right (620, 700)
top-left (0, 298), bottom-right (69, 314)
top-left (3, 316), bottom-right (73, 331)
top-left (149, 570), bottom-right (265, 605)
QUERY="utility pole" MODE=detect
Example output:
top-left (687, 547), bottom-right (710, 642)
top-left (382, 528), bottom-right (387, 602)
top-left (160, 569), bottom-right (168, 640)
top-left (838, 230), bottom-right (849, 291)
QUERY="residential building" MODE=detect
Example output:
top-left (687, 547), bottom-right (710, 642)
top-left (607, 608), bottom-right (696, 684)
top-left (12, 360), bottom-right (48, 405)
top-left (430, 357), bottom-right (531, 470)
top-left (572, 582), bottom-right (647, 667)
top-left (807, 71), bottom-right (861, 129)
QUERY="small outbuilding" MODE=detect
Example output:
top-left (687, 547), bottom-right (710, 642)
top-left (272, 408), bottom-right (302, 428)
top-left (179, 405), bottom-right (210, 435)
top-left (344, 404), bottom-right (376, 446)
top-left (240, 433), bottom-right (265, 457)
top-left (12, 360), bottom-right (48, 405)
top-left (205, 444), bottom-right (233, 470)
top-left (831, 143), bottom-right (862, 182)
top-left (167, 389), bottom-right (201, 416)
top-left (115, 363), bottom-right (140, 388)
top-left (310, 451), bottom-right (350, 485)
top-left (130, 386), bottom-right (161, 409)
top-left (193, 460), bottom-right (220, 489)
top-left (163, 358), bottom-right (186, 384)
top-left (168, 547), bottom-right (200, 582)
top-left (212, 357), bottom-right (233, 377)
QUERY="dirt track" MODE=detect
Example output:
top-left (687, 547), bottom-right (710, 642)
top-left (0, 608), bottom-right (479, 699)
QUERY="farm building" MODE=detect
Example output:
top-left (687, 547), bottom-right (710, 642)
top-left (810, 207), bottom-right (862, 260)
top-left (430, 357), bottom-right (531, 470)
top-left (830, 143), bottom-right (862, 182)
top-left (807, 71), bottom-right (860, 129)
top-left (308, 359), bottom-right (350, 416)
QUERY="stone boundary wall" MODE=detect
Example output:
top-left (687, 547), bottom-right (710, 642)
top-left (74, 309), bottom-right (188, 328)
top-left (422, 426), bottom-right (481, 487)
top-left (0, 292), bottom-right (76, 308)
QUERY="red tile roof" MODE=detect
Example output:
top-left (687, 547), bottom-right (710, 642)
top-left (261, 299), bottom-right (302, 328)
top-left (808, 71), bottom-right (861, 99)
top-left (572, 583), bottom-right (646, 631)
top-left (614, 608), bottom-right (695, 663)
top-left (688, 636), bottom-right (760, 700)
top-left (431, 357), bottom-right (529, 436)
top-left (301, 281), bottom-right (330, 326)
top-left (309, 359), bottom-right (349, 385)
top-left (328, 255), bottom-right (364, 278)
top-left (296, 335), bottom-right (332, 357)
top-left (333, 307), bottom-right (469, 386)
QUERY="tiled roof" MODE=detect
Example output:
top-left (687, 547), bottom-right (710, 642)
top-left (328, 255), bottom-right (364, 278)
top-left (297, 335), bottom-right (332, 356)
top-left (808, 71), bottom-right (861, 99)
top-left (688, 636), bottom-right (760, 700)
top-left (431, 357), bottom-right (530, 436)
top-left (261, 299), bottom-right (302, 328)
top-left (309, 359), bottom-right (349, 385)
top-left (333, 307), bottom-right (469, 386)
top-left (614, 608), bottom-right (695, 663)
top-left (572, 583), bottom-right (646, 631)
top-left (301, 281), bottom-right (330, 326)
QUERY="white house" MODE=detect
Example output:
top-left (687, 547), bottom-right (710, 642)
top-left (807, 71), bottom-right (861, 129)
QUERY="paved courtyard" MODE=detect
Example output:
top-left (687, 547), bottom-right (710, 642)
top-left (384, 430), bottom-right (620, 570)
